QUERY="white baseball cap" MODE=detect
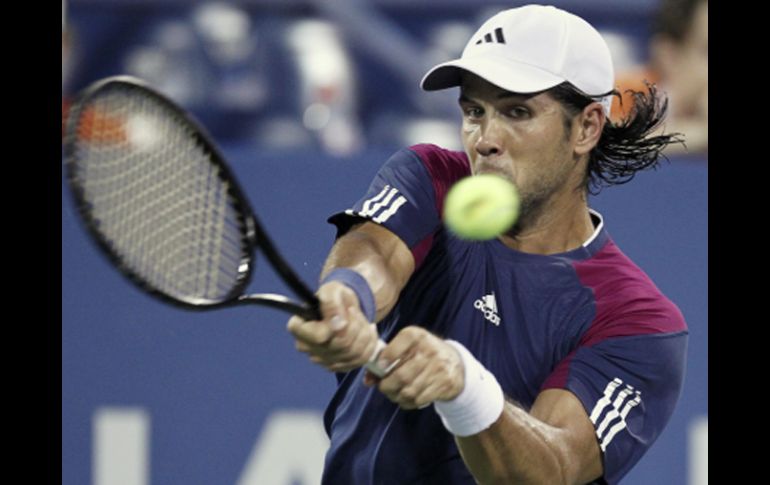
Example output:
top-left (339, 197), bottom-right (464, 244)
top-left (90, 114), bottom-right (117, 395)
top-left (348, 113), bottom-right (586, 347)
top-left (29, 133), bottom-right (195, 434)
top-left (420, 5), bottom-right (615, 115)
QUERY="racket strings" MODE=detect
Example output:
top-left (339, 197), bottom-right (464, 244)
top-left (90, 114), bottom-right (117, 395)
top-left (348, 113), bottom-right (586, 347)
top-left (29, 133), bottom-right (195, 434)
top-left (71, 87), bottom-right (248, 303)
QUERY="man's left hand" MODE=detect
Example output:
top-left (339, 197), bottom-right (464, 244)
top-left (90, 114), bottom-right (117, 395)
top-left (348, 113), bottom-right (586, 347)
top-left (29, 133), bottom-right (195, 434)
top-left (364, 326), bottom-right (465, 410)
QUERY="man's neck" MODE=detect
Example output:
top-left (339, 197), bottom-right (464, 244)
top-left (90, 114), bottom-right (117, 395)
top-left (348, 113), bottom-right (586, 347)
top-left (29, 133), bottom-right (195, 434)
top-left (497, 190), bottom-right (595, 255)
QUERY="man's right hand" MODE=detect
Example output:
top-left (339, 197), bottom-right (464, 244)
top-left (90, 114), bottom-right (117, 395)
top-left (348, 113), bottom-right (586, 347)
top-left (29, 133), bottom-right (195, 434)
top-left (287, 281), bottom-right (380, 373)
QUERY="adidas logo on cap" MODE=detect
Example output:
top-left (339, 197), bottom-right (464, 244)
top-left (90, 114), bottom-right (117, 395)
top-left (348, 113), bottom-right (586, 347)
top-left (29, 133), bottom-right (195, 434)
top-left (474, 27), bottom-right (506, 45)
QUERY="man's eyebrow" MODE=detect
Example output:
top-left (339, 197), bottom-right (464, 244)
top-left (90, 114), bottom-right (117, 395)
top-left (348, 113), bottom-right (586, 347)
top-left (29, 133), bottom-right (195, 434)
top-left (496, 91), bottom-right (536, 101)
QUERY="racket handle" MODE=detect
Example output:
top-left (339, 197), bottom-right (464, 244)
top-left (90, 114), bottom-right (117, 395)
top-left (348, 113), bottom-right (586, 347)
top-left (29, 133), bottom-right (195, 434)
top-left (364, 338), bottom-right (397, 378)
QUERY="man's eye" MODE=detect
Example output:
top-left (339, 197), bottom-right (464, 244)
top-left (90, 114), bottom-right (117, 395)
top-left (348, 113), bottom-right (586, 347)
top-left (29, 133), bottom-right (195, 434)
top-left (508, 107), bottom-right (530, 118)
top-left (463, 107), bottom-right (484, 119)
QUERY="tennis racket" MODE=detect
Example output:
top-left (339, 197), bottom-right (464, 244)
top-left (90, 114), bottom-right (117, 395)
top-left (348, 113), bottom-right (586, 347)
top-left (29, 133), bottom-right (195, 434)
top-left (63, 75), bottom-right (389, 377)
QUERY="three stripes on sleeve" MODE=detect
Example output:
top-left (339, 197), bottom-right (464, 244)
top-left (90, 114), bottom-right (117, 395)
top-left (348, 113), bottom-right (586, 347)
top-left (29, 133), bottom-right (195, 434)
top-left (345, 185), bottom-right (408, 224)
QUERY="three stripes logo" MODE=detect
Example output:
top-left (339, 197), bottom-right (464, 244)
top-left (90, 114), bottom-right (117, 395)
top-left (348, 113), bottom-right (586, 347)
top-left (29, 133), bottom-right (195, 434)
top-left (589, 378), bottom-right (642, 452)
top-left (345, 185), bottom-right (407, 224)
top-left (475, 27), bottom-right (506, 45)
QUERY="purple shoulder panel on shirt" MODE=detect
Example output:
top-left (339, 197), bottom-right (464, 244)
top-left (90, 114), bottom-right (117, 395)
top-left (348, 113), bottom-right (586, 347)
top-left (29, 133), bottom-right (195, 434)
top-left (573, 238), bottom-right (687, 345)
top-left (408, 144), bottom-right (470, 217)
top-left (542, 238), bottom-right (687, 390)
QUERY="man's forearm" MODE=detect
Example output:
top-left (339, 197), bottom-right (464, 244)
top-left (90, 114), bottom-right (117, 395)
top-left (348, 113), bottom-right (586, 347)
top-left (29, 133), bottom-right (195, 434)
top-left (456, 402), bottom-right (571, 484)
top-left (321, 223), bottom-right (414, 322)
top-left (454, 392), bottom-right (602, 485)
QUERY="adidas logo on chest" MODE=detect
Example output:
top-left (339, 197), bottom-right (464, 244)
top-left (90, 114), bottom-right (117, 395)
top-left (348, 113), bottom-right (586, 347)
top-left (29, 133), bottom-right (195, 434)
top-left (473, 292), bottom-right (501, 326)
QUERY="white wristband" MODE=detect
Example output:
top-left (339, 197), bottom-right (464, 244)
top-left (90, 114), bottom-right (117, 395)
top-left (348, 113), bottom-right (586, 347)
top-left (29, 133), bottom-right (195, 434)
top-left (433, 340), bottom-right (505, 437)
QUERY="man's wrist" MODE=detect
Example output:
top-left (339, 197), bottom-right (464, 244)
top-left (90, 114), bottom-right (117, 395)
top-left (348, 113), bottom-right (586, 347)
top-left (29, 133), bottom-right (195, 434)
top-left (320, 268), bottom-right (376, 322)
top-left (434, 340), bottom-right (505, 437)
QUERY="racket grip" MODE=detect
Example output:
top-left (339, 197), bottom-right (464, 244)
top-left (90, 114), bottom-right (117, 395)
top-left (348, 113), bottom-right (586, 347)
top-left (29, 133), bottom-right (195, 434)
top-left (364, 338), bottom-right (397, 378)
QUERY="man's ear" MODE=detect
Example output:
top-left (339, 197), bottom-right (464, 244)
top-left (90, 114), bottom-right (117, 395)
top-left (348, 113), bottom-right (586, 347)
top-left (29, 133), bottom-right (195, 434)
top-left (573, 103), bottom-right (605, 157)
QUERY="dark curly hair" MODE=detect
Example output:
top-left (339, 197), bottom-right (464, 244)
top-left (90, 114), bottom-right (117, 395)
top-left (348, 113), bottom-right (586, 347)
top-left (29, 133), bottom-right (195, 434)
top-left (549, 82), bottom-right (684, 195)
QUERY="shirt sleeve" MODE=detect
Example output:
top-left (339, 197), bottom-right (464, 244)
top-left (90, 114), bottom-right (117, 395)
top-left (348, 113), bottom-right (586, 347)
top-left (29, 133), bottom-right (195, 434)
top-left (541, 330), bottom-right (688, 484)
top-left (328, 144), bottom-right (469, 267)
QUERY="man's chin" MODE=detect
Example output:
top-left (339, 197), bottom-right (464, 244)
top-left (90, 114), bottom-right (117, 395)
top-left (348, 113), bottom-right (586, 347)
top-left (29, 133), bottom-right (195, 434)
top-left (472, 167), bottom-right (516, 186)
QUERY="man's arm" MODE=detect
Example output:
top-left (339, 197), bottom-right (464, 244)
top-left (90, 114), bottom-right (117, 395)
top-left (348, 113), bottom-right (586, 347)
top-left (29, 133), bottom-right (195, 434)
top-left (287, 221), bottom-right (415, 373)
top-left (457, 389), bottom-right (603, 484)
top-left (321, 221), bottom-right (415, 323)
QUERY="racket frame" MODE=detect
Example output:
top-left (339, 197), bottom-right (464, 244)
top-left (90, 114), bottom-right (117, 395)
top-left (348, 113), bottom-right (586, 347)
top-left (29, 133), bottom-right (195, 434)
top-left (63, 76), bottom-right (321, 320)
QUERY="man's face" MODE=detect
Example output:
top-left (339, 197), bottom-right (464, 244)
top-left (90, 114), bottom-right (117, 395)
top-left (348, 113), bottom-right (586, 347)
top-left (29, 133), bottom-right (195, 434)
top-left (458, 73), bottom-right (582, 225)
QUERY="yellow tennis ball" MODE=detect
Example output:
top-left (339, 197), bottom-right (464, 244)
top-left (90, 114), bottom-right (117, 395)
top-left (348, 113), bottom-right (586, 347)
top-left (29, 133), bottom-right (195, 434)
top-left (444, 174), bottom-right (520, 240)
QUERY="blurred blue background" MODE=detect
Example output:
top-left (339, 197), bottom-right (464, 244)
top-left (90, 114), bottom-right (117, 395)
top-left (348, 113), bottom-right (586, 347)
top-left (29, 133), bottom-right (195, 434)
top-left (62, 1), bottom-right (707, 484)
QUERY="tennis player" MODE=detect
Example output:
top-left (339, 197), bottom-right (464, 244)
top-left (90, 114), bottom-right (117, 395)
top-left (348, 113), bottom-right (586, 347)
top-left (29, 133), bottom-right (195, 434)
top-left (288, 5), bottom-right (688, 484)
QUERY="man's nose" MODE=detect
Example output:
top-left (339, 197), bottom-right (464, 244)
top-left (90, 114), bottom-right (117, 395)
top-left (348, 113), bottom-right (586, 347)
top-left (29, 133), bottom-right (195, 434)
top-left (474, 120), bottom-right (504, 157)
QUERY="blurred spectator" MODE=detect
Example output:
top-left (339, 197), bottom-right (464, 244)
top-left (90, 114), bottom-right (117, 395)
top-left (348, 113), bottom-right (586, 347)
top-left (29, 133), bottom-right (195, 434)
top-left (285, 19), bottom-right (364, 156)
top-left (62, 0), bottom-right (77, 137)
top-left (62, 29), bottom-right (72, 137)
top-left (612, 0), bottom-right (708, 156)
top-left (123, 19), bottom-right (212, 108)
top-left (192, 2), bottom-right (268, 112)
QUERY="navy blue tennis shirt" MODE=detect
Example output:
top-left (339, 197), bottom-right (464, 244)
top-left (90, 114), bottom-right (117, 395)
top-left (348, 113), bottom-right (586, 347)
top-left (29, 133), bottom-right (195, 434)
top-left (323, 144), bottom-right (688, 484)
